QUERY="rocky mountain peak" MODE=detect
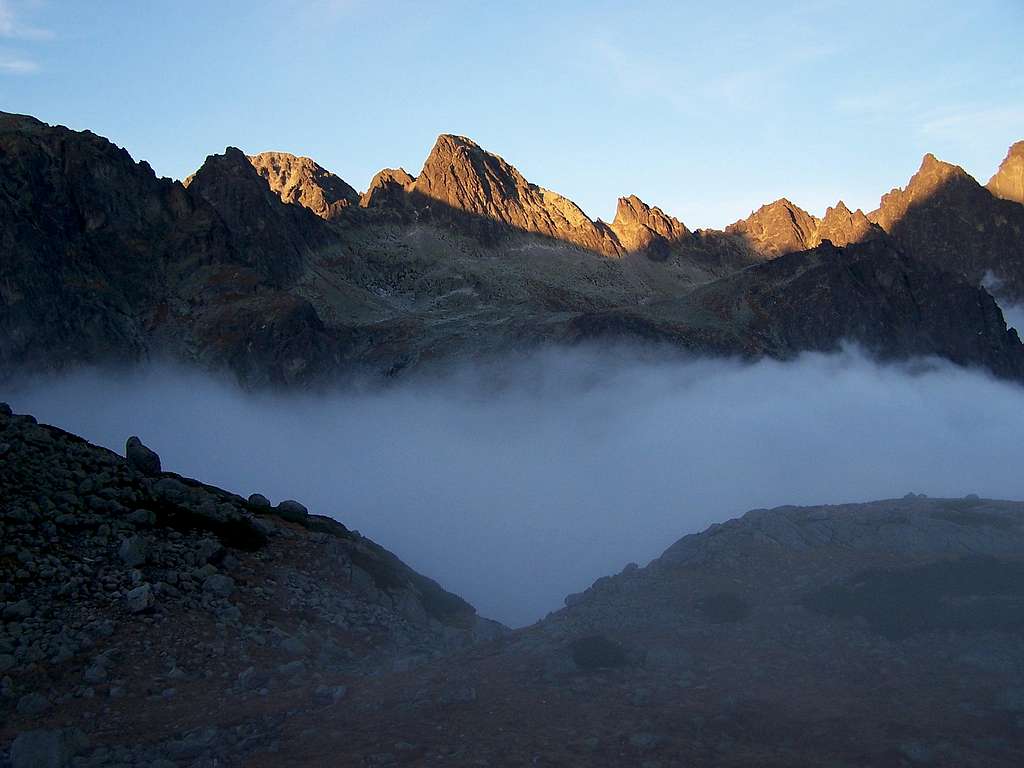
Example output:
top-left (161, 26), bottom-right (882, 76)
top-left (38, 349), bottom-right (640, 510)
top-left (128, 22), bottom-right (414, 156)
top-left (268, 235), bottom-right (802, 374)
top-left (986, 140), bottom-right (1024, 205)
top-left (185, 148), bottom-right (335, 285)
top-left (725, 198), bottom-right (818, 257)
top-left (393, 133), bottom-right (622, 255)
top-left (818, 200), bottom-right (884, 246)
top-left (610, 195), bottom-right (689, 256)
top-left (248, 151), bottom-right (358, 220)
top-left (870, 152), bottom-right (984, 233)
top-left (359, 167), bottom-right (416, 209)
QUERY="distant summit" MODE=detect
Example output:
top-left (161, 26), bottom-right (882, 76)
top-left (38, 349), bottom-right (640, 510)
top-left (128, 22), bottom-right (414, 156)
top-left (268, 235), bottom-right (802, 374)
top-left (987, 140), bottom-right (1024, 205)
top-left (249, 151), bottom-right (359, 221)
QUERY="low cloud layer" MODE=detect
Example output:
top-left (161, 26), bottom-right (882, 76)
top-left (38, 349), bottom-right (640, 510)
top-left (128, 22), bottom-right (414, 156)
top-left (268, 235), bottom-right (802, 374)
top-left (9, 347), bottom-right (1024, 627)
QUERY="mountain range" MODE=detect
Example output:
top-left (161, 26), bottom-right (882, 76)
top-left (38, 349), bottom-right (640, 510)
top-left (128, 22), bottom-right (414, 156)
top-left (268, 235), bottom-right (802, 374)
top-left (2, 112), bottom-right (1024, 385)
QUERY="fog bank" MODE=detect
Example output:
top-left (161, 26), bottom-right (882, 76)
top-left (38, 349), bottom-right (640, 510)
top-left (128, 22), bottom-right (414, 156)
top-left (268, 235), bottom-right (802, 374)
top-left (9, 347), bottom-right (1024, 627)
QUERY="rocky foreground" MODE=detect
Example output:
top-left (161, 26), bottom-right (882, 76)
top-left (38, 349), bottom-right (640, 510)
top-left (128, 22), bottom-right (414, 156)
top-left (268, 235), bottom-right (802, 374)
top-left (0, 404), bottom-right (499, 767)
top-left (2, 407), bottom-right (1024, 766)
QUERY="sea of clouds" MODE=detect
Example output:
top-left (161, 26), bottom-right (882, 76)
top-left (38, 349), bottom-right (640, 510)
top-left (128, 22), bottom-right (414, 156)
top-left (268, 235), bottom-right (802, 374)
top-left (10, 345), bottom-right (1024, 627)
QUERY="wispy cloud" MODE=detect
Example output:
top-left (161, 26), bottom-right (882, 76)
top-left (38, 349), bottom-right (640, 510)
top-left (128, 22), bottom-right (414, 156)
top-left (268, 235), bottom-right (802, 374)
top-left (0, 49), bottom-right (37, 73)
top-left (0, 0), bottom-right (51, 40)
top-left (0, 0), bottom-right (50, 75)
top-left (921, 105), bottom-right (1024, 139)
top-left (587, 29), bottom-right (836, 116)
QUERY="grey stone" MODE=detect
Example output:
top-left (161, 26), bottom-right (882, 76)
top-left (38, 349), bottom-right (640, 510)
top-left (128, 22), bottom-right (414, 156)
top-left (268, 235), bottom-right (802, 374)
top-left (125, 436), bottom-right (161, 475)
top-left (10, 728), bottom-right (88, 768)
top-left (83, 663), bottom-right (107, 684)
top-left (202, 574), bottom-right (235, 598)
top-left (16, 692), bottom-right (51, 715)
top-left (248, 493), bottom-right (271, 508)
top-left (276, 660), bottom-right (306, 678)
top-left (280, 636), bottom-right (306, 656)
top-left (125, 583), bottom-right (154, 613)
top-left (629, 733), bottom-right (664, 751)
top-left (3, 599), bottom-right (33, 620)
top-left (276, 499), bottom-right (309, 523)
top-left (118, 535), bottom-right (148, 567)
top-left (127, 509), bottom-right (156, 526)
top-left (313, 684), bottom-right (348, 705)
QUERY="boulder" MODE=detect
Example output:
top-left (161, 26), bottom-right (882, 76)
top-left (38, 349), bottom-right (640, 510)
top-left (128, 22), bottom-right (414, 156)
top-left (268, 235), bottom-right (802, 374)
top-left (125, 436), bottom-right (161, 475)
top-left (118, 535), bottom-right (148, 567)
top-left (124, 583), bottom-right (153, 613)
top-left (276, 499), bottom-right (309, 523)
top-left (202, 574), bottom-right (235, 598)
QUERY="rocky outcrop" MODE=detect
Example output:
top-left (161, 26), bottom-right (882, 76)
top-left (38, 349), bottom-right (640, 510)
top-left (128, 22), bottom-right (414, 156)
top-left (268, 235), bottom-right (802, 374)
top-left (987, 140), bottom-right (1024, 204)
top-left (610, 195), bottom-right (690, 259)
top-left (358, 167), bottom-right (416, 212)
top-left (567, 238), bottom-right (1024, 380)
top-left (248, 151), bottom-right (359, 221)
top-left (869, 152), bottom-right (1024, 300)
top-left (0, 404), bottom-right (496, 765)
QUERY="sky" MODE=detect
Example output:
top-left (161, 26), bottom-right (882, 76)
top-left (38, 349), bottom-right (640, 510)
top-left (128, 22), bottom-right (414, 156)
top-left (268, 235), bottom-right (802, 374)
top-left (1, 0), bottom-right (1022, 229)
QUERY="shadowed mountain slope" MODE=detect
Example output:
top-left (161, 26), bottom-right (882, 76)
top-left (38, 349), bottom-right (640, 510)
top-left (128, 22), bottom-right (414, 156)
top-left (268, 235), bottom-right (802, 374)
top-left (566, 238), bottom-right (1024, 380)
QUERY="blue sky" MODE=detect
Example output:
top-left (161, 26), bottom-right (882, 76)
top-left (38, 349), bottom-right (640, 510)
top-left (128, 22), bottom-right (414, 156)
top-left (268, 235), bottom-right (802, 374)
top-left (1, 0), bottom-right (1021, 228)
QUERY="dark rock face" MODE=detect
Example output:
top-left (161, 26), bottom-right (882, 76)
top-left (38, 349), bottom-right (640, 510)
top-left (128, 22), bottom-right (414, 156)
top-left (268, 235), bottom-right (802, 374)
top-left (870, 152), bottom-right (1024, 300)
top-left (567, 238), bottom-right (1024, 380)
top-left (183, 147), bottom-right (335, 285)
top-left (0, 112), bottom-right (227, 373)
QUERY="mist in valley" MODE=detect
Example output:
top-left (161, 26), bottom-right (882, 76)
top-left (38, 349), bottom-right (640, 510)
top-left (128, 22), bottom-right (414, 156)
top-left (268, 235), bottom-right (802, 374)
top-left (9, 345), bottom-right (1024, 628)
